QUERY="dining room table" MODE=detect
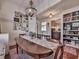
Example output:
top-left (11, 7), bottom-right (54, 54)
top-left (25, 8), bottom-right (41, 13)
top-left (15, 35), bottom-right (60, 59)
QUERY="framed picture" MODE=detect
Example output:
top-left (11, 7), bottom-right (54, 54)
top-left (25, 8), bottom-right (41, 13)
top-left (0, 24), bottom-right (1, 33)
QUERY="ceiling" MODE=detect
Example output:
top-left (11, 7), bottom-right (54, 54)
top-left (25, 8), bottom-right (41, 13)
top-left (1, 0), bottom-right (79, 20)
top-left (37, 0), bottom-right (79, 19)
top-left (0, 0), bottom-right (2, 10)
top-left (7, 0), bottom-right (44, 8)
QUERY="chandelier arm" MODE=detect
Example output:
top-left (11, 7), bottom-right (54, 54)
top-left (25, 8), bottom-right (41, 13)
top-left (25, 0), bottom-right (37, 17)
top-left (30, 0), bottom-right (33, 7)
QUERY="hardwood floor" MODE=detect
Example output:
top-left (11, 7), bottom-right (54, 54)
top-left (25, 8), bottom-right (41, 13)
top-left (5, 50), bottom-right (79, 59)
top-left (5, 54), bottom-right (11, 59)
top-left (64, 46), bottom-right (79, 59)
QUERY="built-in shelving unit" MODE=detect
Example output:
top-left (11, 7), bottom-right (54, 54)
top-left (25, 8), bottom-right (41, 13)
top-left (63, 11), bottom-right (79, 48)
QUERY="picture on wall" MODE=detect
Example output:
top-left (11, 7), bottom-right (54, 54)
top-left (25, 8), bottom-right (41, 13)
top-left (13, 11), bottom-right (29, 32)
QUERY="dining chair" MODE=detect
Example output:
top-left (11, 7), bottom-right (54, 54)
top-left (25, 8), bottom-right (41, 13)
top-left (41, 45), bottom-right (63, 59)
top-left (53, 45), bottom-right (63, 59)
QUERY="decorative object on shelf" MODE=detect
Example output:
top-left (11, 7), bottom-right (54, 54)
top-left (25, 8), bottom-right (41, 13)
top-left (25, 0), bottom-right (37, 17)
top-left (72, 22), bottom-right (79, 27)
top-left (66, 36), bottom-right (70, 39)
top-left (73, 37), bottom-right (78, 40)
top-left (66, 25), bottom-right (71, 30)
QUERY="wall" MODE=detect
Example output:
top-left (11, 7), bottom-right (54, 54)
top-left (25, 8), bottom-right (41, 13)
top-left (0, 0), bottom-right (38, 45)
top-left (0, 0), bottom-right (25, 45)
top-left (28, 17), bottom-right (37, 33)
top-left (0, 0), bottom-right (25, 21)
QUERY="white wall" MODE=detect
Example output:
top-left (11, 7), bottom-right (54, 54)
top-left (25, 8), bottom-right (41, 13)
top-left (0, 0), bottom-right (38, 45)
top-left (0, 0), bottom-right (25, 21)
top-left (28, 16), bottom-right (37, 33)
top-left (0, 0), bottom-right (25, 45)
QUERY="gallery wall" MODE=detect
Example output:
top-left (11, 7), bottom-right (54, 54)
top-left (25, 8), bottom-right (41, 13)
top-left (0, 0), bottom-right (25, 45)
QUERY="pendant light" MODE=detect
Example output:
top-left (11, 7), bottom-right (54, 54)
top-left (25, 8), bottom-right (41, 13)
top-left (49, 13), bottom-right (53, 18)
top-left (25, 0), bottom-right (37, 17)
top-left (48, 0), bottom-right (53, 18)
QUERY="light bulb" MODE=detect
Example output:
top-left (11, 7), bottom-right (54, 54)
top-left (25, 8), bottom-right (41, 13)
top-left (28, 9), bottom-right (32, 12)
top-left (49, 13), bottom-right (53, 18)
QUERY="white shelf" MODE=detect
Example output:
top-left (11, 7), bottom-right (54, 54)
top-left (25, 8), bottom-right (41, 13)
top-left (63, 37), bottom-right (79, 41)
top-left (63, 20), bottom-right (79, 23)
top-left (63, 34), bottom-right (79, 36)
top-left (65, 44), bottom-right (79, 49)
top-left (67, 30), bottom-right (79, 32)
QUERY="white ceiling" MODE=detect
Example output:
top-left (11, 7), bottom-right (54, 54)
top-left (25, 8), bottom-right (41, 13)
top-left (1, 0), bottom-right (79, 20)
top-left (7, 0), bottom-right (44, 8)
top-left (38, 0), bottom-right (79, 19)
top-left (0, 0), bottom-right (2, 10)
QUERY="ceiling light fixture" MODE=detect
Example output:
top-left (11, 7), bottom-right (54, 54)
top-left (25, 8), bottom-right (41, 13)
top-left (49, 13), bottom-right (53, 18)
top-left (25, 0), bottom-right (37, 17)
top-left (47, 0), bottom-right (53, 18)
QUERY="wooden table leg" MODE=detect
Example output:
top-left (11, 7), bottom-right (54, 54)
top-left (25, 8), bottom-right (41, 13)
top-left (16, 43), bottom-right (18, 54)
top-left (21, 48), bottom-right (23, 54)
top-left (76, 49), bottom-right (79, 59)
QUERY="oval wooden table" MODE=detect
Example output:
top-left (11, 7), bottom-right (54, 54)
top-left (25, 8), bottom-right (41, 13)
top-left (15, 37), bottom-right (53, 59)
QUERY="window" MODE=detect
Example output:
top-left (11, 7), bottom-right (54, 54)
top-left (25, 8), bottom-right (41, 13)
top-left (41, 22), bottom-right (47, 31)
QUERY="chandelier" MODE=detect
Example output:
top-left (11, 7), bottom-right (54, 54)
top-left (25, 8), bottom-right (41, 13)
top-left (25, 0), bottom-right (37, 17)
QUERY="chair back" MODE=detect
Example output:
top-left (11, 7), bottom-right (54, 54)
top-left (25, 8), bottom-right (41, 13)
top-left (53, 45), bottom-right (63, 59)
